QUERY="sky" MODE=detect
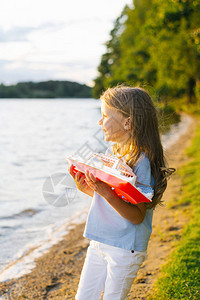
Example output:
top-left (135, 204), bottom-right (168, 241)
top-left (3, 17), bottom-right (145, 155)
top-left (0, 0), bottom-right (132, 86)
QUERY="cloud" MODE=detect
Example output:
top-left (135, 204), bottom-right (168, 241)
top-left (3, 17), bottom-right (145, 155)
top-left (0, 16), bottom-right (111, 43)
top-left (0, 59), bottom-right (97, 85)
top-left (0, 23), bottom-right (66, 43)
top-left (0, 0), bottom-right (132, 84)
top-left (0, 18), bottom-right (106, 85)
top-left (0, 27), bottom-right (34, 42)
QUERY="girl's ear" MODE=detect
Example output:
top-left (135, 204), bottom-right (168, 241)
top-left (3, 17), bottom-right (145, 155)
top-left (124, 117), bottom-right (131, 131)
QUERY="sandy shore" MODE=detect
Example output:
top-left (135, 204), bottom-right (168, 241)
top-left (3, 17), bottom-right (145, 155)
top-left (0, 113), bottom-right (198, 300)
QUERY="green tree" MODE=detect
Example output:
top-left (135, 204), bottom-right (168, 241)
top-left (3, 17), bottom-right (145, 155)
top-left (93, 0), bottom-right (200, 102)
top-left (92, 5), bottom-right (130, 98)
top-left (148, 0), bottom-right (200, 102)
top-left (0, 81), bottom-right (92, 98)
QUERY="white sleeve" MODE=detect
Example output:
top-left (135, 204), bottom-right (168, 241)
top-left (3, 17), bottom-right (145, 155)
top-left (134, 154), bottom-right (154, 199)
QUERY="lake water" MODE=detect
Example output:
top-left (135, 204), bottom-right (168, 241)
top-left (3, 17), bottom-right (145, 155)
top-left (0, 98), bottom-right (109, 282)
top-left (0, 98), bottom-right (192, 282)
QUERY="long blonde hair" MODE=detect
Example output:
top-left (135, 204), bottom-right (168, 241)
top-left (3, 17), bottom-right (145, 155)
top-left (100, 86), bottom-right (175, 209)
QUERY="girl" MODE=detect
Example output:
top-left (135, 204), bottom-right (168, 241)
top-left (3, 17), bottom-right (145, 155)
top-left (69, 86), bottom-right (174, 300)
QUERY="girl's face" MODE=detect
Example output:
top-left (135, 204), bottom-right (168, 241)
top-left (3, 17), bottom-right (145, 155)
top-left (98, 101), bottom-right (130, 145)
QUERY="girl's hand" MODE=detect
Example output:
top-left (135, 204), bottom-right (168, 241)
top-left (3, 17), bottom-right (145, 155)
top-left (85, 170), bottom-right (114, 199)
top-left (68, 165), bottom-right (94, 197)
top-left (85, 170), bottom-right (146, 225)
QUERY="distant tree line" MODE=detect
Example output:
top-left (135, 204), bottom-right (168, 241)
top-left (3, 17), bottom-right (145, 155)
top-left (0, 80), bottom-right (92, 98)
top-left (92, 0), bottom-right (200, 103)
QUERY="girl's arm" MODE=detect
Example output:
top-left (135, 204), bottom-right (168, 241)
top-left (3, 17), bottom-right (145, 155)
top-left (85, 171), bottom-right (146, 224)
top-left (106, 190), bottom-right (146, 224)
top-left (68, 165), bottom-right (94, 197)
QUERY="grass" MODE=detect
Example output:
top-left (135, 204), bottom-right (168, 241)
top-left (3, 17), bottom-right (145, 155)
top-left (149, 117), bottom-right (200, 300)
top-left (157, 105), bottom-right (180, 134)
top-left (167, 97), bottom-right (200, 115)
top-left (156, 96), bottom-right (200, 134)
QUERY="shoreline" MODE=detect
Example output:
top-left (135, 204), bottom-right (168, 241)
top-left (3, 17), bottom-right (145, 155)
top-left (0, 113), bottom-right (197, 299)
top-left (0, 209), bottom-right (89, 283)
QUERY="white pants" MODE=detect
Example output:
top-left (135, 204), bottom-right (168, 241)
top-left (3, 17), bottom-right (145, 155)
top-left (75, 240), bottom-right (147, 300)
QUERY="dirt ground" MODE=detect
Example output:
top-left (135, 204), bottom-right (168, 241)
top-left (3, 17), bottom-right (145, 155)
top-left (0, 114), bottom-right (198, 300)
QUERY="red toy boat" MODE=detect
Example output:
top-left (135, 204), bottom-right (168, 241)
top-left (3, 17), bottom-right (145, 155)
top-left (66, 153), bottom-right (152, 205)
